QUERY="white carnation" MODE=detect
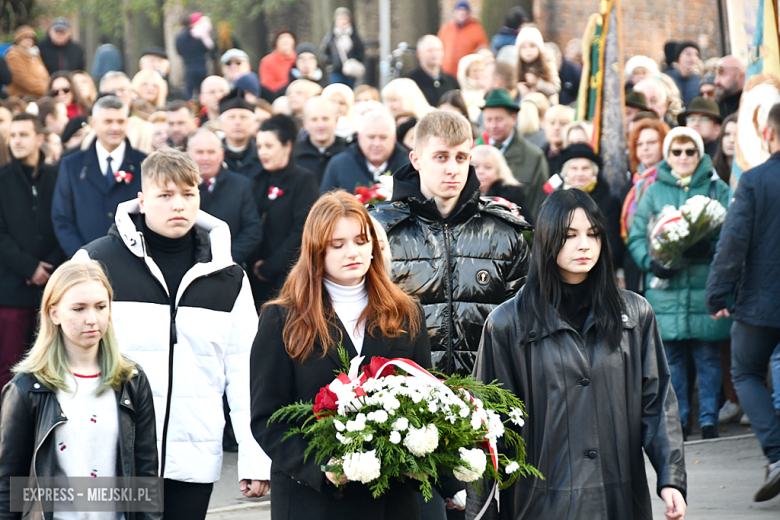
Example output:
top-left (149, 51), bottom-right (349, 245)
top-left (403, 424), bottom-right (439, 457)
top-left (389, 431), bottom-right (402, 444)
top-left (342, 450), bottom-right (382, 484)
top-left (392, 418), bottom-right (409, 431)
top-left (505, 461), bottom-right (520, 474)
top-left (371, 410), bottom-right (389, 423)
top-left (508, 408), bottom-right (525, 427)
top-left (453, 447), bottom-right (487, 482)
top-left (428, 401), bottom-right (438, 413)
top-left (334, 419), bottom-right (346, 432)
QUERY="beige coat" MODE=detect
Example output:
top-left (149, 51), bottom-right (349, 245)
top-left (4, 45), bottom-right (49, 98)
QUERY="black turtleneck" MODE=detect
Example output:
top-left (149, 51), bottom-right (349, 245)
top-left (559, 277), bottom-right (592, 333)
top-left (142, 218), bottom-right (196, 303)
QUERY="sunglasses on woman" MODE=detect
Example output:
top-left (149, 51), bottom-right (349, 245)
top-left (670, 149), bottom-right (697, 157)
top-left (52, 87), bottom-right (71, 95)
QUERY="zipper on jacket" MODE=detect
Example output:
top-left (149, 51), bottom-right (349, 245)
top-left (159, 306), bottom-right (178, 479)
top-left (32, 417), bottom-right (67, 486)
top-left (443, 224), bottom-right (455, 374)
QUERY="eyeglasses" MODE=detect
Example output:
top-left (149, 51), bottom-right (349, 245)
top-left (670, 149), bottom-right (697, 157)
top-left (52, 87), bottom-right (71, 95)
top-left (686, 115), bottom-right (712, 123)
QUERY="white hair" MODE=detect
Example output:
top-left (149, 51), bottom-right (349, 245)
top-left (358, 109), bottom-right (395, 133)
top-left (99, 71), bottom-right (129, 93)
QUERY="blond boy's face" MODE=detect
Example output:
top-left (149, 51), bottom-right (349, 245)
top-left (138, 179), bottom-right (200, 239)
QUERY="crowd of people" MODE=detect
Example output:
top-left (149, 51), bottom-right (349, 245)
top-left (0, 2), bottom-right (779, 519)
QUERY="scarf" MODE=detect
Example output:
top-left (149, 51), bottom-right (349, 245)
top-left (564, 179), bottom-right (597, 193)
top-left (333, 25), bottom-right (354, 55)
top-left (670, 169), bottom-right (692, 187)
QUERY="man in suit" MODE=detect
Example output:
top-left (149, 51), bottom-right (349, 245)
top-left (320, 109), bottom-right (409, 193)
top-left (52, 95), bottom-right (147, 257)
top-left (292, 96), bottom-right (346, 184)
top-left (221, 88), bottom-right (263, 179)
top-left (187, 128), bottom-right (262, 265)
top-left (406, 35), bottom-right (459, 106)
top-left (477, 89), bottom-right (548, 219)
top-left (0, 114), bottom-right (65, 388)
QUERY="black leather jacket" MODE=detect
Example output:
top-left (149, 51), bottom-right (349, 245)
top-left (0, 367), bottom-right (159, 520)
top-left (466, 289), bottom-right (686, 520)
top-left (369, 164), bottom-right (531, 375)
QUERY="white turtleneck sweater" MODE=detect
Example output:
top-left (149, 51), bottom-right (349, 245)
top-left (324, 278), bottom-right (369, 354)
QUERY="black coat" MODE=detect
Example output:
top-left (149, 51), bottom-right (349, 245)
top-left (249, 163), bottom-right (318, 301)
top-left (223, 138), bottom-right (263, 180)
top-left (320, 28), bottom-right (365, 75)
top-left (485, 181), bottom-right (528, 222)
top-left (199, 168), bottom-right (263, 265)
top-left (706, 152), bottom-right (780, 326)
top-left (466, 289), bottom-right (686, 520)
top-left (369, 164), bottom-right (531, 375)
top-left (293, 135), bottom-right (347, 185)
top-left (320, 142), bottom-right (410, 194)
top-left (558, 58), bottom-right (582, 106)
top-left (250, 302), bottom-right (431, 520)
top-left (37, 36), bottom-right (85, 74)
top-left (0, 58), bottom-right (12, 98)
top-left (175, 29), bottom-right (209, 70)
top-left (405, 67), bottom-right (460, 106)
top-left (0, 368), bottom-right (160, 520)
top-left (0, 155), bottom-right (65, 307)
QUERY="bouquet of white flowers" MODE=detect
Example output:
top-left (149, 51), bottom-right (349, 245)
top-left (647, 195), bottom-right (727, 289)
top-left (270, 348), bottom-right (540, 501)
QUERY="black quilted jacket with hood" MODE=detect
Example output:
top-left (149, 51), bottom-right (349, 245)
top-left (369, 164), bottom-right (531, 375)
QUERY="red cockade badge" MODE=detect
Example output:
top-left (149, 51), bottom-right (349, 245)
top-left (114, 170), bottom-right (132, 184)
top-left (268, 186), bottom-right (284, 200)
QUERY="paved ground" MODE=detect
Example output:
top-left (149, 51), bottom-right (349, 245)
top-left (206, 427), bottom-right (780, 519)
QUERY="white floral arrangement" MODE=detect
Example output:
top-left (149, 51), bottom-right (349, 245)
top-left (647, 195), bottom-right (727, 289)
top-left (270, 349), bottom-right (540, 501)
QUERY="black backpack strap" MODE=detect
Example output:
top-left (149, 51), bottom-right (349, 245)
top-left (710, 179), bottom-right (717, 199)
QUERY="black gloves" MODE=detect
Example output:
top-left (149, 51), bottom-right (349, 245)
top-left (651, 262), bottom-right (675, 279)
top-left (683, 240), bottom-right (711, 259)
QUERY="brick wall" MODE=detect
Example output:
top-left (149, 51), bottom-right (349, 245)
top-left (531, 0), bottom-right (725, 65)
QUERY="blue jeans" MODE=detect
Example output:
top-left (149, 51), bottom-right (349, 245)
top-left (731, 321), bottom-right (780, 463)
top-left (328, 72), bottom-right (355, 88)
top-left (772, 346), bottom-right (780, 410)
top-left (664, 339), bottom-right (722, 428)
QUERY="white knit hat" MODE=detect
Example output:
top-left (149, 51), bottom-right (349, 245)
top-left (663, 127), bottom-right (705, 161)
top-left (515, 26), bottom-right (545, 51)
top-left (624, 55), bottom-right (659, 79)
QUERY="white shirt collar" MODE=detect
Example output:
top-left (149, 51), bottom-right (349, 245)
top-left (366, 160), bottom-right (389, 182)
top-left (96, 140), bottom-right (127, 176)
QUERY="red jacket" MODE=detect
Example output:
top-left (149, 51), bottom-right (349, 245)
top-left (437, 19), bottom-right (489, 77)
top-left (259, 51), bottom-right (297, 95)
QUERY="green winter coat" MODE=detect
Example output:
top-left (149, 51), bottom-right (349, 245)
top-left (628, 155), bottom-right (732, 341)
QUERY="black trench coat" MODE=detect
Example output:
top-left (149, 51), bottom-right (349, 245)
top-left (466, 289), bottom-right (686, 520)
top-left (250, 302), bottom-right (432, 520)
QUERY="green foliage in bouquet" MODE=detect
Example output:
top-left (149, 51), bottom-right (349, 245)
top-left (269, 347), bottom-right (541, 501)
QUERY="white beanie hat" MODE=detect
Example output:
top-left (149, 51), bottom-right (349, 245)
top-left (624, 55), bottom-right (659, 79)
top-left (663, 127), bottom-right (705, 161)
top-left (515, 26), bottom-right (545, 52)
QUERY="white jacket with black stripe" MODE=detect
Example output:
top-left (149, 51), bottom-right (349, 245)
top-left (76, 199), bottom-right (271, 483)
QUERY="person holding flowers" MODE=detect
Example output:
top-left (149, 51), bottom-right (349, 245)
top-left (469, 189), bottom-right (687, 519)
top-left (628, 127), bottom-right (731, 440)
top-left (250, 190), bottom-right (432, 520)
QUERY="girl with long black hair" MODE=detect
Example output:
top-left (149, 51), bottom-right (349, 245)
top-left (467, 189), bottom-right (687, 520)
